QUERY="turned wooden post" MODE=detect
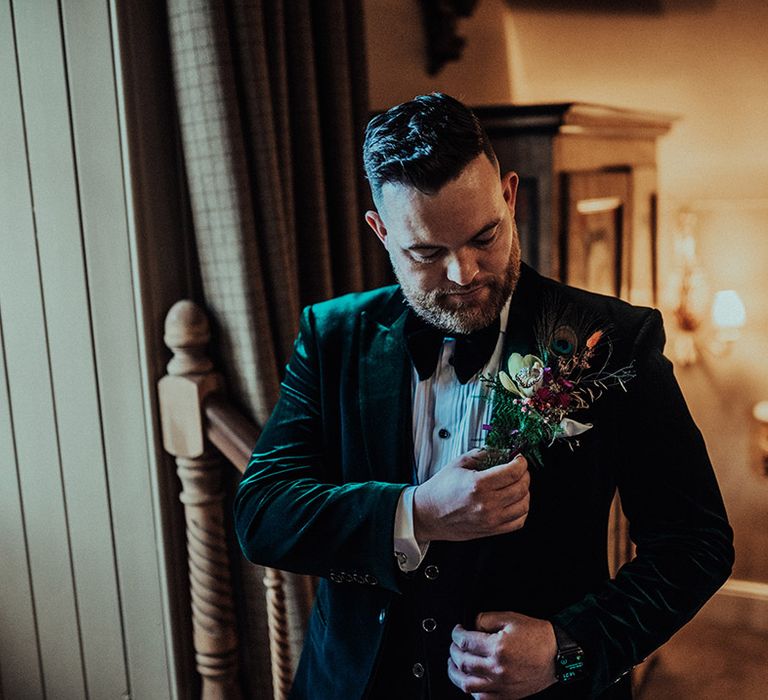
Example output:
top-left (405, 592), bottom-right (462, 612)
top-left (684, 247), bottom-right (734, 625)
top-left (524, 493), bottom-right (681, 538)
top-left (263, 568), bottom-right (293, 699)
top-left (159, 300), bottom-right (241, 700)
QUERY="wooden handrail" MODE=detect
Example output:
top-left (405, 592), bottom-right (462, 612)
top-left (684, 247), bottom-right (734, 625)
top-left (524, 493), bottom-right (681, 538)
top-left (203, 392), bottom-right (295, 698)
top-left (204, 393), bottom-right (260, 474)
top-left (158, 300), bottom-right (298, 700)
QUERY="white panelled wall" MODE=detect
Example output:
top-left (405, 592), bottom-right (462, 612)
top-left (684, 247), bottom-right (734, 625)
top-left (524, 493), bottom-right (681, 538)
top-left (0, 1), bottom-right (178, 698)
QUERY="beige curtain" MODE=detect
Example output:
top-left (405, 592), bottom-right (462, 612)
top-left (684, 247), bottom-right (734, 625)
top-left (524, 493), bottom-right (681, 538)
top-left (166, 0), bottom-right (387, 696)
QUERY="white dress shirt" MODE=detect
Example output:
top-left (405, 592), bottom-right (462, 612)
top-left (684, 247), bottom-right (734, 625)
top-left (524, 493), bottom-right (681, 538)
top-left (394, 297), bottom-right (512, 572)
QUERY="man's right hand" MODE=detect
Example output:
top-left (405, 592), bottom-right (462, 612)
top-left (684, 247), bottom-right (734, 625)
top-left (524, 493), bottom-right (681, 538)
top-left (412, 449), bottom-right (530, 542)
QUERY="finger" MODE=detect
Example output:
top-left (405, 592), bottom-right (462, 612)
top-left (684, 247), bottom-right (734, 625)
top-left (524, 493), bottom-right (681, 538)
top-left (452, 624), bottom-right (494, 656)
top-left (496, 475), bottom-right (530, 507)
top-left (498, 492), bottom-right (531, 521)
top-left (492, 509), bottom-right (529, 535)
top-left (475, 611), bottom-right (516, 634)
top-left (458, 448), bottom-right (489, 468)
top-left (477, 454), bottom-right (528, 489)
top-left (447, 657), bottom-right (495, 694)
top-left (449, 641), bottom-right (496, 677)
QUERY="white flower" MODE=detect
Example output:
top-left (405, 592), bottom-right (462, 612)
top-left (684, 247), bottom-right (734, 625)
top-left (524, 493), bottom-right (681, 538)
top-left (559, 418), bottom-right (593, 437)
top-left (498, 353), bottom-right (545, 397)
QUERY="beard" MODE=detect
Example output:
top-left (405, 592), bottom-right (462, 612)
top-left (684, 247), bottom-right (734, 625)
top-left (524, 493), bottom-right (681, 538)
top-left (392, 223), bottom-right (522, 335)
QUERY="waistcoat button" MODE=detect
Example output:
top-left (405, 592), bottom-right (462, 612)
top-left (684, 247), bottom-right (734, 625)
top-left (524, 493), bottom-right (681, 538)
top-left (422, 617), bottom-right (437, 632)
top-left (424, 564), bottom-right (439, 580)
top-left (412, 662), bottom-right (425, 678)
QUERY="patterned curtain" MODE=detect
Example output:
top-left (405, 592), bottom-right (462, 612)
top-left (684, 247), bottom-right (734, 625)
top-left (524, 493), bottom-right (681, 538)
top-left (165, 1), bottom-right (388, 695)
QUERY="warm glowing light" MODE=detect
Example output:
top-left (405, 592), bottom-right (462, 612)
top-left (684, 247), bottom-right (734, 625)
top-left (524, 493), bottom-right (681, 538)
top-left (711, 290), bottom-right (746, 329)
top-left (754, 401), bottom-right (768, 424)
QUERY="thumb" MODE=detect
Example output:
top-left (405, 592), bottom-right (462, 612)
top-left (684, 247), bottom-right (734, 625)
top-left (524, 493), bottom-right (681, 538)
top-left (475, 611), bottom-right (515, 633)
top-left (457, 448), bottom-right (485, 468)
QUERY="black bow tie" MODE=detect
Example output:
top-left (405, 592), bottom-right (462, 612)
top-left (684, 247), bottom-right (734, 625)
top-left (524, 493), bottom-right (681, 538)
top-left (404, 311), bottom-right (501, 384)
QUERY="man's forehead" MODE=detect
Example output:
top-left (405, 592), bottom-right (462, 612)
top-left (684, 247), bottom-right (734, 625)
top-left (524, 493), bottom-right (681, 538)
top-left (380, 179), bottom-right (502, 243)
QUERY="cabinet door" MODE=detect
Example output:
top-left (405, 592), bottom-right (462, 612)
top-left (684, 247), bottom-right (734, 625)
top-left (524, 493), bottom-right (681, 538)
top-left (563, 170), bottom-right (632, 300)
top-left (563, 170), bottom-right (638, 575)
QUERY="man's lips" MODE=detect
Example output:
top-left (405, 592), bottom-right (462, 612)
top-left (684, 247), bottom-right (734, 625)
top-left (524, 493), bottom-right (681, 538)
top-left (444, 285), bottom-right (487, 299)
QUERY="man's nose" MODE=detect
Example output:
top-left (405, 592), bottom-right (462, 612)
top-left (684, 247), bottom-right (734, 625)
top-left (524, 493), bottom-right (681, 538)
top-left (445, 250), bottom-right (479, 286)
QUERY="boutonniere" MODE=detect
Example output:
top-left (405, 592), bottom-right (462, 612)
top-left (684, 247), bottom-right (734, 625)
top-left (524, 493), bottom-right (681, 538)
top-left (480, 306), bottom-right (636, 469)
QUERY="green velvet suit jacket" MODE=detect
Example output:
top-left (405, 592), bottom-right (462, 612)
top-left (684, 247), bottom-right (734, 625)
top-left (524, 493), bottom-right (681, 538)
top-left (234, 263), bottom-right (734, 699)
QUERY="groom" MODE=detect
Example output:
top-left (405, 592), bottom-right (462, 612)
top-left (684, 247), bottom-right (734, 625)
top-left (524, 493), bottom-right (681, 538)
top-left (234, 93), bottom-right (734, 699)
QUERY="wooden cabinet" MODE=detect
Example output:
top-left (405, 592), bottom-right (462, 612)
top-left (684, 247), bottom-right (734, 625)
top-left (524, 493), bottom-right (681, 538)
top-left (476, 105), bottom-right (675, 577)
top-left (475, 103), bottom-right (674, 308)
top-left (476, 104), bottom-right (675, 689)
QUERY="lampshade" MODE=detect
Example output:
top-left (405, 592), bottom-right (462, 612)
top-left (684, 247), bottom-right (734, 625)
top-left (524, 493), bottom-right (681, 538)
top-left (711, 290), bottom-right (746, 329)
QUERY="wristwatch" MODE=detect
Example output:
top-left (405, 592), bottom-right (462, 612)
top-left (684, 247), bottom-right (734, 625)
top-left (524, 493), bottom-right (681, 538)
top-left (553, 623), bottom-right (587, 684)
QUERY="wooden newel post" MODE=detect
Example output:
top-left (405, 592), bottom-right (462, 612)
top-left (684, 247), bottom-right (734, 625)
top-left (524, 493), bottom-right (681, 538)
top-left (159, 300), bottom-right (242, 700)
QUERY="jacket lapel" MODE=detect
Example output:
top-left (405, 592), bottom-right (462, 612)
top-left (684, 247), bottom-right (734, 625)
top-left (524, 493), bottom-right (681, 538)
top-left (359, 291), bottom-right (414, 485)
top-left (501, 263), bottom-right (543, 362)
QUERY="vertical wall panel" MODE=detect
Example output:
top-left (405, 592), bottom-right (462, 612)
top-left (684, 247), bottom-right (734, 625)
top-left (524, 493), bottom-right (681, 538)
top-left (12, 1), bottom-right (129, 698)
top-left (60, 0), bottom-right (175, 697)
top-left (0, 7), bottom-right (44, 696)
top-left (0, 0), bottom-right (87, 694)
top-left (0, 11), bottom-right (46, 685)
top-left (1, 0), bottom-right (176, 697)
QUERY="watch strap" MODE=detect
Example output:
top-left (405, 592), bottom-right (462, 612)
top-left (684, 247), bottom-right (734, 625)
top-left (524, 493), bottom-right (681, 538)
top-left (553, 623), bottom-right (580, 652)
top-left (552, 623), bottom-right (587, 684)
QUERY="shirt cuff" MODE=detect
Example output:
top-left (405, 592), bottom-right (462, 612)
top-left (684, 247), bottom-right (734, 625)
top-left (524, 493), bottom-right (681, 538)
top-left (394, 485), bottom-right (430, 572)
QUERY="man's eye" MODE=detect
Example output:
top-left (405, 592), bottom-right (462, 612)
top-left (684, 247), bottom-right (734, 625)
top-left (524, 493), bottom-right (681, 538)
top-left (412, 250), bottom-right (439, 262)
top-left (475, 233), bottom-right (496, 247)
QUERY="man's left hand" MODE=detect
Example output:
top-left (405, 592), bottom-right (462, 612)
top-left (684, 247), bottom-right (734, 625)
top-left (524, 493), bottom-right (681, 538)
top-left (448, 611), bottom-right (558, 699)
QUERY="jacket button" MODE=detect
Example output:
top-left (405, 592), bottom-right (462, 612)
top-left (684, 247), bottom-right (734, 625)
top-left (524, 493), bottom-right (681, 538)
top-left (438, 428), bottom-right (450, 439)
top-left (424, 565), bottom-right (439, 580)
top-left (422, 617), bottom-right (437, 632)
top-left (412, 662), bottom-right (425, 678)
top-left (378, 608), bottom-right (387, 624)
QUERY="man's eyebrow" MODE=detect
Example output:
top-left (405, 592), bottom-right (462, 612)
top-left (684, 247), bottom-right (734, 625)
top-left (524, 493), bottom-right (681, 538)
top-left (471, 219), bottom-right (501, 239)
top-left (406, 219), bottom-right (501, 251)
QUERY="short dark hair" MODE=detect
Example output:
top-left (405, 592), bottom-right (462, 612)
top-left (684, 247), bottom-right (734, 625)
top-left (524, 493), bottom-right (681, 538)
top-left (362, 93), bottom-right (498, 207)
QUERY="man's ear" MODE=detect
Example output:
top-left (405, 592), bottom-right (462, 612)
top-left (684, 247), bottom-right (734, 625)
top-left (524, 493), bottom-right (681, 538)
top-left (501, 171), bottom-right (519, 217)
top-left (365, 210), bottom-right (388, 248)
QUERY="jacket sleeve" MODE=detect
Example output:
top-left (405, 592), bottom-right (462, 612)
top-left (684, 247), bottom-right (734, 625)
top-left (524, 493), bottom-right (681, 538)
top-left (549, 308), bottom-right (735, 695)
top-left (233, 305), bottom-right (408, 593)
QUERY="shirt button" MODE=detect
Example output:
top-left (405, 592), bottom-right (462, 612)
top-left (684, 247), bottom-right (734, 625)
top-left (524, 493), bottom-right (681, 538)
top-left (412, 662), bottom-right (425, 678)
top-left (422, 617), bottom-right (437, 632)
top-left (438, 428), bottom-right (450, 439)
top-left (424, 565), bottom-right (439, 580)
top-left (378, 608), bottom-right (387, 624)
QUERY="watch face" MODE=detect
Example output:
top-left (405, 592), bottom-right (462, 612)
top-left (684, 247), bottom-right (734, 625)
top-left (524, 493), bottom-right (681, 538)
top-left (556, 648), bottom-right (586, 683)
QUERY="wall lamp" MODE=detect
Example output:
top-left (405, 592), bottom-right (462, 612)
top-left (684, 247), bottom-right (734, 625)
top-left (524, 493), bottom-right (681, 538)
top-left (668, 212), bottom-right (746, 367)
top-left (754, 401), bottom-right (768, 477)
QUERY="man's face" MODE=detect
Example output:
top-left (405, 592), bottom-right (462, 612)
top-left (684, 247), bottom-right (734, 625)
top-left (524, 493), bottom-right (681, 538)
top-left (365, 154), bottom-right (521, 334)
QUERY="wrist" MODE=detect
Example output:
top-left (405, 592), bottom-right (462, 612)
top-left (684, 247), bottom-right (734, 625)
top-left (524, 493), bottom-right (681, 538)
top-left (412, 485), bottom-right (435, 542)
